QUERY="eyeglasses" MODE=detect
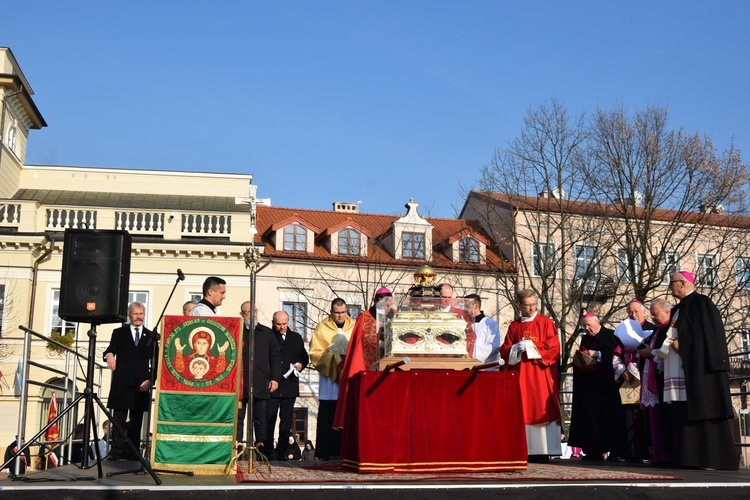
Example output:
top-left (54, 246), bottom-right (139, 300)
top-left (669, 280), bottom-right (683, 285)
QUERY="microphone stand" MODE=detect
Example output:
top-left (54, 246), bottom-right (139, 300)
top-left (108, 269), bottom-right (194, 478)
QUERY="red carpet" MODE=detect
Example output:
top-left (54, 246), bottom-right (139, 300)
top-left (236, 460), bottom-right (682, 483)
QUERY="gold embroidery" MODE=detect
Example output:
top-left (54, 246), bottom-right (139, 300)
top-left (155, 433), bottom-right (233, 443)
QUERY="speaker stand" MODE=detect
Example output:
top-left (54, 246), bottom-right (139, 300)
top-left (2, 324), bottom-right (162, 484)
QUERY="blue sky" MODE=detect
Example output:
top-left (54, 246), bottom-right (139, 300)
top-left (3, 1), bottom-right (749, 218)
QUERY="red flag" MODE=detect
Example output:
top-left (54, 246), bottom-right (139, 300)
top-left (45, 391), bottom-right (59, 442)
top-left (45, 391), bottom-right (59, 467)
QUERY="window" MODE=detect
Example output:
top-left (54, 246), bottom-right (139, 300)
top-left (292, 407), bottom-right (309, 444)
top-left (347, 304), bottom-right (362, 320)
top-left (0, 285), bottom-right (4, 337)
top-left (697, 254), bottom-right (718, 287)
top-left (283, 224), bottom-right (307, 251)
top-left (338, 228), bottom-right (361, 255)
top-left (283, 301), bottom-right (308, 341)
top-left (533, 242), bottom-right (555, 277)
top-left (736, 257), bottom-right (750, 289)
top-left (742, 329), bottom-right (750, 361)
top-left (617, 249), bottom-right (642, 281)
top-left (660, 251), bottom-right (679, 284)
top-left (7, 123), bottom-right (16, 152)
top-left (402, 232), bottom-right (425, 259)
top-left (574, 245), bottom-right (597, 279)
top-left (50, 290), bottom-right (76, 337)
top-left (459, 237), bottom-right (480, 263)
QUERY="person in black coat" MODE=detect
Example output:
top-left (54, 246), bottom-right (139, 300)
top-left (568, 312), bottom-right (623, 461)
top-left (237, 302), bottom-right (281, 455)
top-left (667, 270), bottom-right (739, 470)
top-left (267, 310), bottom-right (309, 460)
top-left (103, 302), bottom-right (154, 460)
top-left (4, 436), bottom-right (31, 475)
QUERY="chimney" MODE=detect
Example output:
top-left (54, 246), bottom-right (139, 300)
top-left (332, 201), bottom-right (360, 213)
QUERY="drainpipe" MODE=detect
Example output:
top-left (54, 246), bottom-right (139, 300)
top-left (29, 233), bottom-right (54, 330)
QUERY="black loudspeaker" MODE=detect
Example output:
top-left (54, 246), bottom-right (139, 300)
top-left (59, 229), bottom-right (132, 324)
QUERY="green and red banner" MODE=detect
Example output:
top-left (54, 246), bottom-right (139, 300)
top-left (152, 315), bottom-right (241, 474)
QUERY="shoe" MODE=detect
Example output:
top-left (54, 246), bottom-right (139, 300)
top-left (581, 455), bottom-right (604, 462)
top-left (606, 455), bottom-right (624, 463)
top-left (527, 455), bottom-right (550, 464)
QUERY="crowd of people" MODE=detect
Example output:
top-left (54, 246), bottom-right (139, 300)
top-left (5, 269), bottom-right (741, 475)
top-left (567, 271), bottom-right (740, 470)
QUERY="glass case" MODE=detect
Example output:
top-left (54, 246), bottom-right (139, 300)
top-left (377, 295), bottom-right (472, 359)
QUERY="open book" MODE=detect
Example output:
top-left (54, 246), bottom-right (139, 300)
top-left (524, 340), bottom-right (541, 359)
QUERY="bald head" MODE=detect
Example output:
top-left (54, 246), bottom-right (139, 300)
top-left (273, 311), bottom-right (289, 335)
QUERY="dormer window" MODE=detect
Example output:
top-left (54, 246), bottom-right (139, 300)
top-left (403, 232), bottom-right (425, 259)
top-left (284, 224), bottom-right (307, 251)
top-left (338, 228), bottom-right (361, 255)
top-left (459, 237), bottom-right (480, 263)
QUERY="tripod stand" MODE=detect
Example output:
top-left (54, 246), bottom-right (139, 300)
top-left (1, 324), bottom-right (161, 485)
top-left (107, 269), bottom-right (193, 478)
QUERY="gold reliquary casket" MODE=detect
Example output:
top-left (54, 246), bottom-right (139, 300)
top-left (384, 300), bottom-right (470, 358)
top-left (374, 294), bottom-right (476, 371)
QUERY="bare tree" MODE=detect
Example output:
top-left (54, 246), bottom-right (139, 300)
top-left (462, 100), bottom-right (750, 374)
top-left (465, 97), bottom-right (597, 369)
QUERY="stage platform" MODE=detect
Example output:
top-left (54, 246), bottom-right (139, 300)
top-left (2, 458), bottom-right (749, 499)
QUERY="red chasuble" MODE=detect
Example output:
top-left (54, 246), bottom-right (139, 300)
top-left (333, 309), bottom-right (378, 429)
top-left (500, 314), bottom-right (562, 425)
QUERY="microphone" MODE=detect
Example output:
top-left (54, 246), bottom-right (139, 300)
top-left (385, 357), bottom-right (410, 371)
top-left (177, 269), bottom-right (185, 281)
top-left (471, 359), bottom-right (505, 371)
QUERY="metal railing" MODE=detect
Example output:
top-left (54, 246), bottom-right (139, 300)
top-left (7, 325), bottom-right (106, 475)
top-left (559, 351), bottom-right (750, 468)
top-left (729, 349), bottom-right (750, 468)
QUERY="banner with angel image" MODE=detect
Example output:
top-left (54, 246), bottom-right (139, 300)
top-left (152, 315), bottom-right (241, 474)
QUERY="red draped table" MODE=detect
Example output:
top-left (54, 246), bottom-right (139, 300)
top-left (340, 370), bottom-right (527, 473)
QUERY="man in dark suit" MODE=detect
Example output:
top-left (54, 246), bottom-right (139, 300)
top-left (267, 310), bottom-right (309, 460)
top-left (237, 302), bottom-right (281, 456)
top-left (103, 301), bottom-right (154, 460)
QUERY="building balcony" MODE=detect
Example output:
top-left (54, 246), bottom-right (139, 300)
top-left (571, 273), bottom-right (618, 302)
top-left (0, 200), bottom-right (248, 243)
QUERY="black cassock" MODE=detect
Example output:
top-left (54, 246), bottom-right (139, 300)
top-left (673, 292), bottom-right (739, 470)
top-left (568, 327), bottom-right (622, 456)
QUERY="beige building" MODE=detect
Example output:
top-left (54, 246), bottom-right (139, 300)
top-left (0, 47), bottom-right (515, 460)
top-left (461, 189), bottom-right (750, 423)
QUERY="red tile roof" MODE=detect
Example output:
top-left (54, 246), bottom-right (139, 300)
top-left (467, 190), bottom-right (750, 229)
top-left (255, 205), bottom-right (513, 272)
